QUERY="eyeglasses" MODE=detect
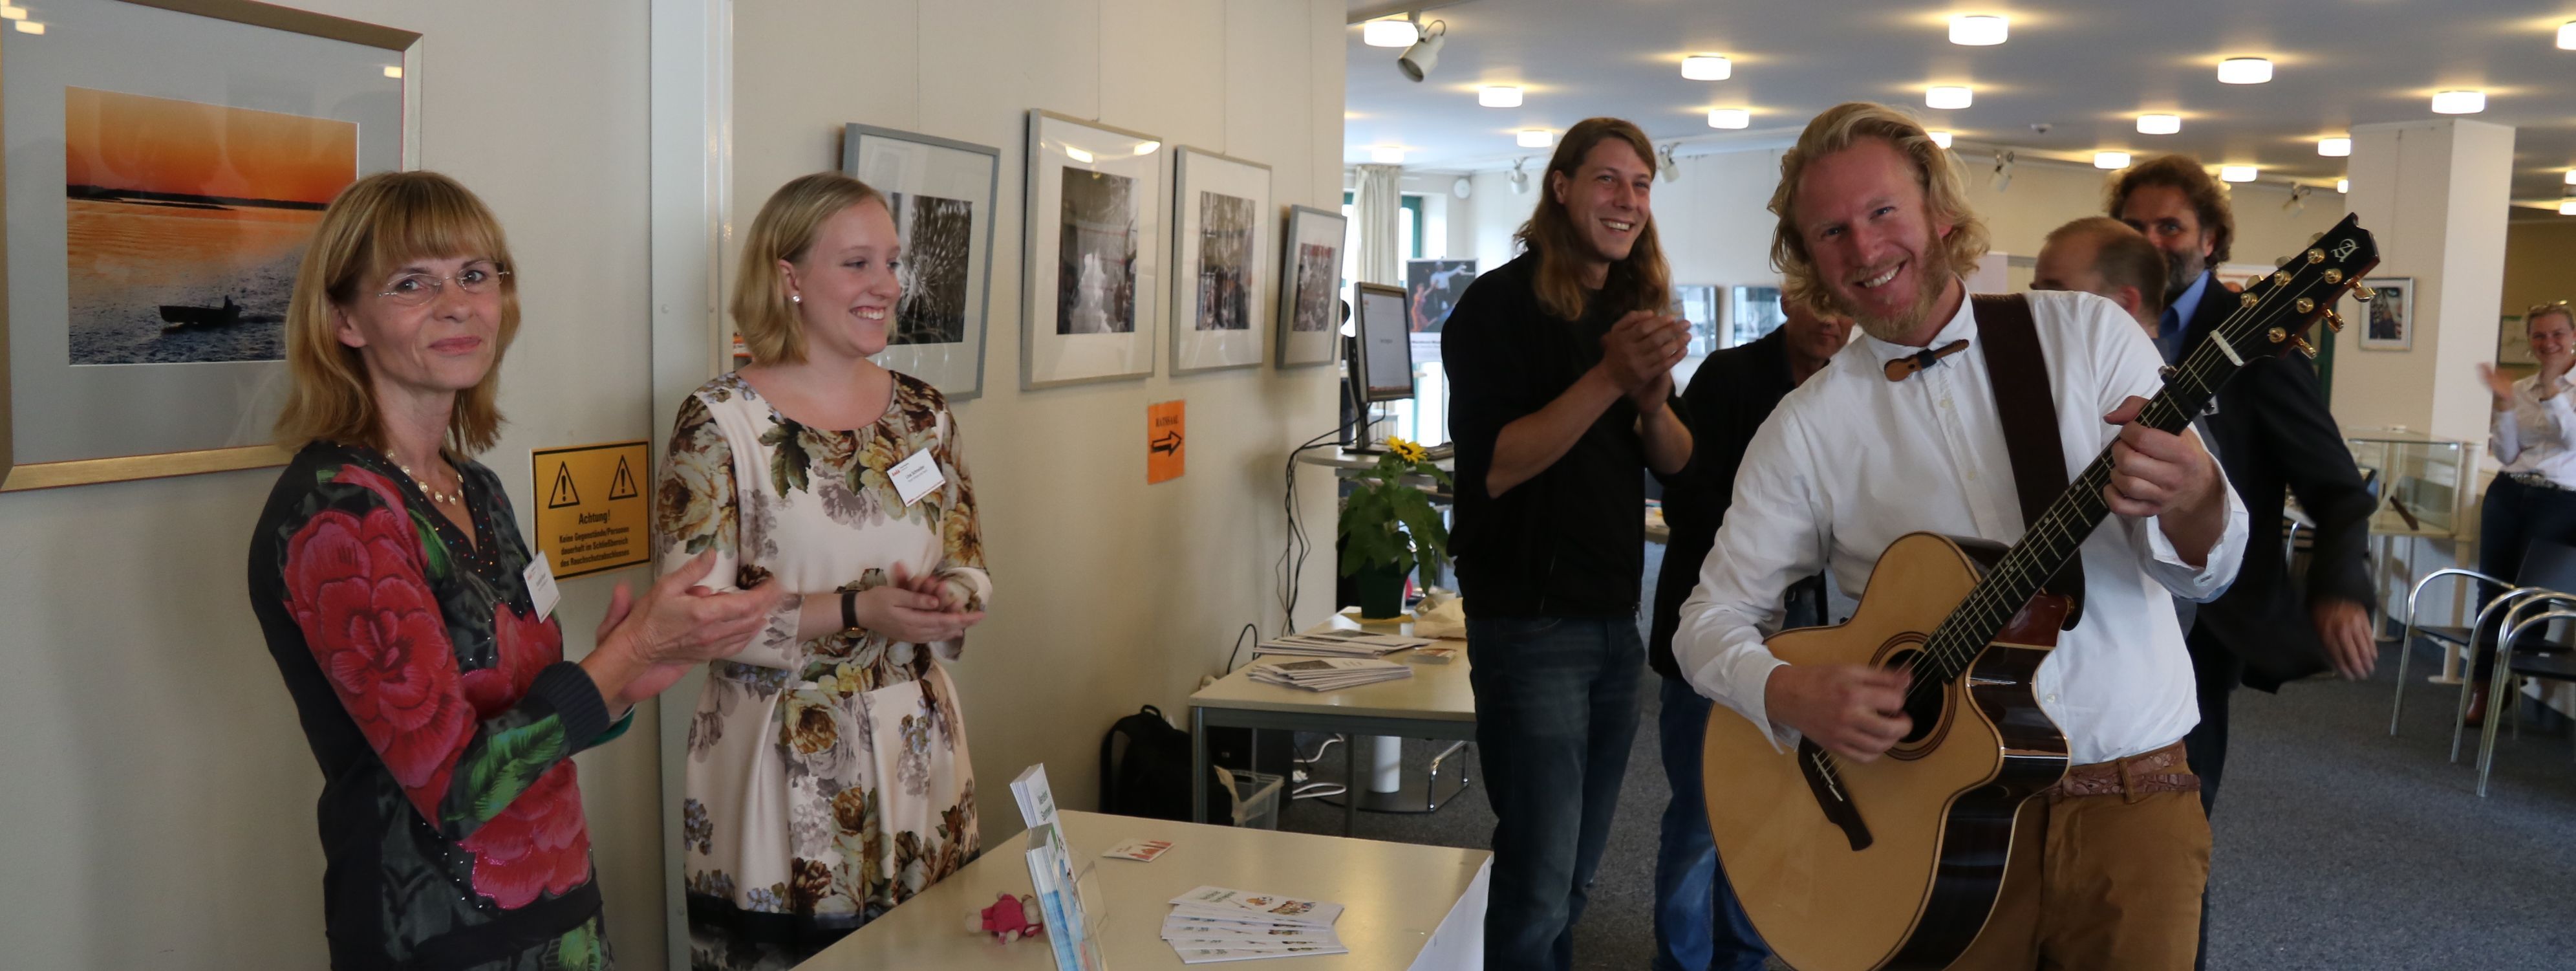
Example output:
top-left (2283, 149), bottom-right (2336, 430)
top-left (377, 262), bottom-right (509, 306)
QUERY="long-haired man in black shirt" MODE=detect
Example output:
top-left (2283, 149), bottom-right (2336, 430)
top-left (1442, 116), bottom-right (1692, 971)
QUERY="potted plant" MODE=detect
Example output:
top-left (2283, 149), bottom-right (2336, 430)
top-left (1336, 437), bottom-right (1452, 620)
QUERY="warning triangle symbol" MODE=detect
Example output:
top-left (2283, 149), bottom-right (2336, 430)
top-left (607, 456), bottom-right (641, 501)
top-left (546, 463), bottom-right (582, 508)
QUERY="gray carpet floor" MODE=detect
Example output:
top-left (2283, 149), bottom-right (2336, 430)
top-left (1274, 545), bottom-right (2576, 969)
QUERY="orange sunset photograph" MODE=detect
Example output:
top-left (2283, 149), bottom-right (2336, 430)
top-left (63, 86), bottom-right (356, 365)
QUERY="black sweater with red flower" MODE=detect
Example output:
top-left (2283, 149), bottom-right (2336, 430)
top-left (247, 443), bottom-right (628, 970)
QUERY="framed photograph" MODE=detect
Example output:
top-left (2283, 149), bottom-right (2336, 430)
top-left (1404, 258), bottom-right (1474, 365)
top-left (0, 0), bottom-right (417, 491)
top-left (1168, 147), bottom-right (1271, 374)
top-left (2498, 314), bottom-right (2536, 369)
top-left (2354, 276), bottom-right (2412, 352)
top-left (1274, 204), bottom-right (1345, 369)
top-left (1728, 285), bottom-right (1787, 348)
top-left (1023, 110), bottom-right (1162, 389)
top-left (841, 124), bottom-right (999, 401)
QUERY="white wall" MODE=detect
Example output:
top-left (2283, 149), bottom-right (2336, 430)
top-left (0, 2), bottom-right (669, 967)
top-left (725, 0), bottom-right (1347, 850)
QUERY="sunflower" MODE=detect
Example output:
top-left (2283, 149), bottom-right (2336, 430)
top-left (1387, 437), bottom-right (1426, 464)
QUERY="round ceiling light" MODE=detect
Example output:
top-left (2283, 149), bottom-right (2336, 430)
top-left (1479, 86), bottom-right (1522, 108)
top-left (1517, 129), bottom-right (1552, 148)
top-left (1708, 108), bottom-right (1750, 129)
top-left (1682, 55), bottom-right (1732, 81)
top-left (2336, 179), bottom-right (2350, 194)
top-left (1926, 85), bottom-right (1973, 110)
top-left (2216, 58), bottom-right (2273, 84)
top-left (1927, 130), bottom-right (1954, 149)
top-left (1362, 17), bottom-right (1417, 48)
top-left (2318, 136), bottom-right (2352, 157)
top-left (2094, 151), bottom-right (2132, 169)
top-left (2560, 199), bottom-right (2576, 215)
top-left (1949, 15), bottom-right (2008, 46)
top-left (2136, 114), bottom-right (2180, 135)
top-left (2559, 21), bottom-right (2575, 50)
top-left (2431, 90), bottom-right (2485, 115)
top-left (1370, 146), bottom-right (1406, 164)
top-left (2219, 165), bottom-right (2257, 182)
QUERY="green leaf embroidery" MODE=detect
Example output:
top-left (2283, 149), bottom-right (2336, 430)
top-left (550, 921), bottom-right (605, 970)
top-left (456, 717), bottom-right (567, 824)
top-left (409, 508), bottom-right (453, 580)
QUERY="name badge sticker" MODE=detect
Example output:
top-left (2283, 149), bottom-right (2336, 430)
top-left (524, 552), bottom-right (562, 622)
top-left (888, 448), bottom-right (945, 507)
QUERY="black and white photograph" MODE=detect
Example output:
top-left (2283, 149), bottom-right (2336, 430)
top-left (1196, 191), bottom-right (1256, 331)
top-left (1169, 146), bottom-right (1271, 373)
top-left (2356, 276), bottom-right (2413, 352)
top-left (1022, 110), bottom-right (1161, 388)
top-left (1274, 204), bottom-right (1347, 369)
top-left (1058, 168), bottom-right (1138, 335)
top-left (843, 122), bottom-right (999, 398)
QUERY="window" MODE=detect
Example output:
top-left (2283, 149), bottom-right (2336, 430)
top-left (1339, 191), bottom-right (1447, 445)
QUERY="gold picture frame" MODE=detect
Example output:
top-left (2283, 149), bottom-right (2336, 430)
top-left (0, 0), bottom-right (420, 491)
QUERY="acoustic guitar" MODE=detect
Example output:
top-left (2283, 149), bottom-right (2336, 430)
top-left (1699, 214), bottom-right (2379, 971)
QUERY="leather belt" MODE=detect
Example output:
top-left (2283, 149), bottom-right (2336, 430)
top-left (2045, 740), bottom-right (2199, 803)
top-left (2508, 472), bottom-right (2575, 493)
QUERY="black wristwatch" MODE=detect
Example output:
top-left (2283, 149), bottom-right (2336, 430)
top-left (841, 588), bottom-right (859, 631)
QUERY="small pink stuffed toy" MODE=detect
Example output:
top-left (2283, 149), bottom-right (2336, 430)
top-left (967, 893), bottom-right (1046, 943)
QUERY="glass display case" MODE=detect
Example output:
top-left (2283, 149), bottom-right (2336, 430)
top-left (2343, 428), bottom-right (2468, 536)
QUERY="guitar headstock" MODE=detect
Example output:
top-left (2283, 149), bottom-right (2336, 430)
top-left (2206, 212), bottom-right (2379, 367)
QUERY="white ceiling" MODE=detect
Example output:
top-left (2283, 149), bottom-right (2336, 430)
top-left (1342, 0), bottom-right (2576, 212)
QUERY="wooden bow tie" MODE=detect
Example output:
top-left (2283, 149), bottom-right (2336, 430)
top-left (1884, 339), bottom-right (1971, 382)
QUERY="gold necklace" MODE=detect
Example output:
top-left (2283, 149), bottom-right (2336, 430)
top-left (393, 454), bottom-right (462, 507)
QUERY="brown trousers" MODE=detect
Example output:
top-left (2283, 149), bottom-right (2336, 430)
top-left (1949, 756), bottom-right (2214, 970)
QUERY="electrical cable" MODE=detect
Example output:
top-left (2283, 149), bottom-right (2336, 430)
top-left (1225, 622), bottom-right (1258, 673)
top-left (1275, 406), bottom-right (1369, 637)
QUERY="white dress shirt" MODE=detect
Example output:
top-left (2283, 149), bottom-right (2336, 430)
top-left (1673, 289), bottom-right (2248, 766)
top-left (2492, 370), bottom-right (2576, 488)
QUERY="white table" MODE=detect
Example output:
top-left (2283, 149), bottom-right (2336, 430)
top-left (803, 810), bottom-right (1492, 970)
top-left (1190, 615), bottom-right (1476, 836)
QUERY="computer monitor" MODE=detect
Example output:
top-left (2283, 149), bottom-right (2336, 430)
top-left (1351, 281), bottom-right (1416, 404)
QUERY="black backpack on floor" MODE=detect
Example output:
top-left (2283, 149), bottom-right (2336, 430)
top-left (1100, 704), bottom-right (1195, 821)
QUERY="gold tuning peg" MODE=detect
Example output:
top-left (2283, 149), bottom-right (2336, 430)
top-left (2293, 335), bottom-right (2319, 358)
top-left (2352, 284), bottom-right (2377, 301)
top-left (2323, 309), bottom-right (2347, 333)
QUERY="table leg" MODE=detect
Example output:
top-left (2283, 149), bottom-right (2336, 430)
top-left (1191, 706), bottom-right (1208, 824)
top-left (2373, 534), bottom-right (2398, 643)
top-left (1344, 736), bottom-right (1358, 838)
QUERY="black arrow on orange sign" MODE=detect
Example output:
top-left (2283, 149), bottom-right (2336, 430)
top-left (1150, 430), bottom-right (1183, 455)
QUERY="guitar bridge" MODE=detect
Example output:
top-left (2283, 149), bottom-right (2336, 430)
top-left (1798, 738), bottom-right (1874, 852)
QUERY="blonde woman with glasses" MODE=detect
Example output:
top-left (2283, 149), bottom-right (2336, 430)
top-left (247, 170), bottom-right (780, 970)
top-left (658, 172), bottom-right (991, 969)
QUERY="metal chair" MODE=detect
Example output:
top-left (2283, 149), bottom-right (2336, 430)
top-left (2453, 590), bottom-right (2576, 761)
top-left (2475, 602), bottom-right (2576, 796)
top-left (2396, 541), bottom-right (2576, 735)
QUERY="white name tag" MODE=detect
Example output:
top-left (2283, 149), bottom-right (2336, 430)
top-left (524, 552), bottom-right (561, 622)
top-left (888, 448), bottom-right (945, 507)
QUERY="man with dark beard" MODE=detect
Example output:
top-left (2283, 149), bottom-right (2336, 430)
top-left (2109, 155), bottom-right (2377, 971)
top-left (1675, 103), bottom-right (2247, 969)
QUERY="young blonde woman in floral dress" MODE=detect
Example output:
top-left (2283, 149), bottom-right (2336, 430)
top-left (658, 172), bottom-right (991, 969)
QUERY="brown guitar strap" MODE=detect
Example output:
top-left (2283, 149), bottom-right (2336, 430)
top-left (1971, 293), bottom-right (2085, 628)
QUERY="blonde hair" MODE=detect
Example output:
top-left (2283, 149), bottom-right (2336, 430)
top-left (2528, 301), bottom-right (2574, 333)
top-left (733, 172), bottom-right (889, 365)
top-left (1768, 102), bottom-right (1990, 318)
top-left (275, 170), bottom-right (520, 455)
top-left (1512, 117), bottom-right (1671, 321)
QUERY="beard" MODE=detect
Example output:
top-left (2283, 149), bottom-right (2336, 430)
top-left (1830, 237), bottom-right (1957, 344)
top-left (2162, 249), bottom-right (2200, 301)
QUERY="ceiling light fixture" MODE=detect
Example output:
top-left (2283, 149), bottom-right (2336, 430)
top-left (1362, 16), bottom-right (1417, 48)
top-left (2431, 89), bottom-right (2485, 114)
top-left (1518, 129), bottom-right (1552, 148)
top-left (1397, 20), bottom-right (1446, 82)
top-left (1658, 143), bottom-right (1682, 182)
top-left (2136, 114), bottom-right (2181, 135)
top-left (2560, 21), bottom-right (2575, 50)
top-left (1479, 86), bottom-right (1522, 108)
top-left (2336, 179), bottom-right (2350, 194)
top-left (2220, 164), bottom-right (2257, 182)
top-left (1991, 150), bottom-right (2015, 193)
top-left (1707, 108), bottom-right (1750, 129)
top-left (12, 19), bottom-right (39, 34)
top-left (1949, 15), bottom-right (2008, 46)
top-left (2565, 169), bottom-right (2576, 185)
top-left (1682, 55), bottom-right (1731, 80)
top-left (1509, 158), bottom-right (1530, 194)
top-left (2318, 136), bottom-right (2352, 157)
top-left (2284, 185), bottom-right (2310, 216)
top-left (1926, 85), bottom-right (1973, 110)
top-left (2094, 151), bottom-right (2132, 169)
top-left (383, 65), bottom-right (403, 79)
top-left (2560, 199), bottom-right (2576, 215)
top-left (1371, 146), bottom-right (1405, 164)
top-left (1927, 130), bottom-right (1955, 149)
top-left (0, 6), bottom-right (25, 20)
top-left (2216, 58), bottom-right (2273, 84)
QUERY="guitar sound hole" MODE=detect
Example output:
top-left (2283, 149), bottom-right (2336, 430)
top-left (1881, 649), bottom-right (1948, 747)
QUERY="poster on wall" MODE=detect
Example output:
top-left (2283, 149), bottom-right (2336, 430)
top-left (1274, 204), bottom-right (1346, 369)
top-left (2354, 276), bottom-right (2413, 352)
top-left (1023, 111), bottom-right (1163, 389)
top-left (1, 0), bottom-right (417, 491)
top-left (843, 124), bottom-right (1000, 401)
top-left (2498, 313), bottom-right (2535, 371)
top-left (1169, 147), bottom-right (1271, 374)
top-left (1405, 259), bottom-right (1474, 365)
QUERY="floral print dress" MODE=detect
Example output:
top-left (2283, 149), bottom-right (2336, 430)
top-left (658, 371), bottom-right (990, 968)
top-left (247, 444), bottom-right (629, 970)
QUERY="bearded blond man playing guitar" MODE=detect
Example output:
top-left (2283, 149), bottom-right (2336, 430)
top-left (1673, 102), bottom-right (2248, 969)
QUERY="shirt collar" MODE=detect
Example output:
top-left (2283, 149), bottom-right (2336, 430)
top-left (1854, 283), bottom-right (1979, 367)
top-left (2166, 269), bottom-right (2213, 330)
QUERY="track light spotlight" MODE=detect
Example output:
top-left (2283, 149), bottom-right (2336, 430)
top-left (1398, 19), bottom-right (1446, 82)
top-left (1657, 143), bottom-right (1680, 182)
top-left (1508, 157), bottom-right (1530, 195)
top-left (1990, 150), bottom-right (2015, 193)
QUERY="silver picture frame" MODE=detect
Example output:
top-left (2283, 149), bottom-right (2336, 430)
top-left (842, 122), bottom-right (999, 401)
top-left (1022, 110), bottom-right (1163, 389)
top-left (1168, 146), bottom-right (1270, 374)
top-left (1274, 204), bottom-right (1346, 369)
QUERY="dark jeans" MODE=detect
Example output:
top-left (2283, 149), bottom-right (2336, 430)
top-left (1466, 615), bottom-right (1644, 971)
top-left (1651, 678), bottom-right (1770, 971)
top-left (2473, 475), bottom-right (2576, 678)
top-left (2180, 623), bottom-right (2236, 971)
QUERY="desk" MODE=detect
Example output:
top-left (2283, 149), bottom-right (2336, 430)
top-left (1297, 448), bottom-right (1455, 498)
top-left (805, 810), bottom-right (1492, 970)
top-left (1190, 615), bottom-right (1476, 836)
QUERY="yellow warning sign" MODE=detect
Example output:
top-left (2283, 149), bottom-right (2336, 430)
top-left (531, 440), bottom-right (652, 580)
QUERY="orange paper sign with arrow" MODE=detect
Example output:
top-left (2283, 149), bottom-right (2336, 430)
top-left (1146, 400), bottom-right (1185, 484)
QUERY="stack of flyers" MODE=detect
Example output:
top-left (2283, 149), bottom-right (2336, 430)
top-left (1250, 629), bottom-right (1432, 658)
top-left (1248, 658), bottom-right (1413, 691)
top-left (1161, 886), bottom-right (1347, 963)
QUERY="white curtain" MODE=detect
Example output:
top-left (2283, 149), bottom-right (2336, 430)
top-left (1351, 163), bottom-right (1404, 287)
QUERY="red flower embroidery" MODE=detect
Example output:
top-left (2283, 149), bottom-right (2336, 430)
top-left (462, 603), bottom-right (563, 718)
top-left (284, 506), bottom-right (469, 820)
top-left (458, 761), bottom-right (594, 909)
